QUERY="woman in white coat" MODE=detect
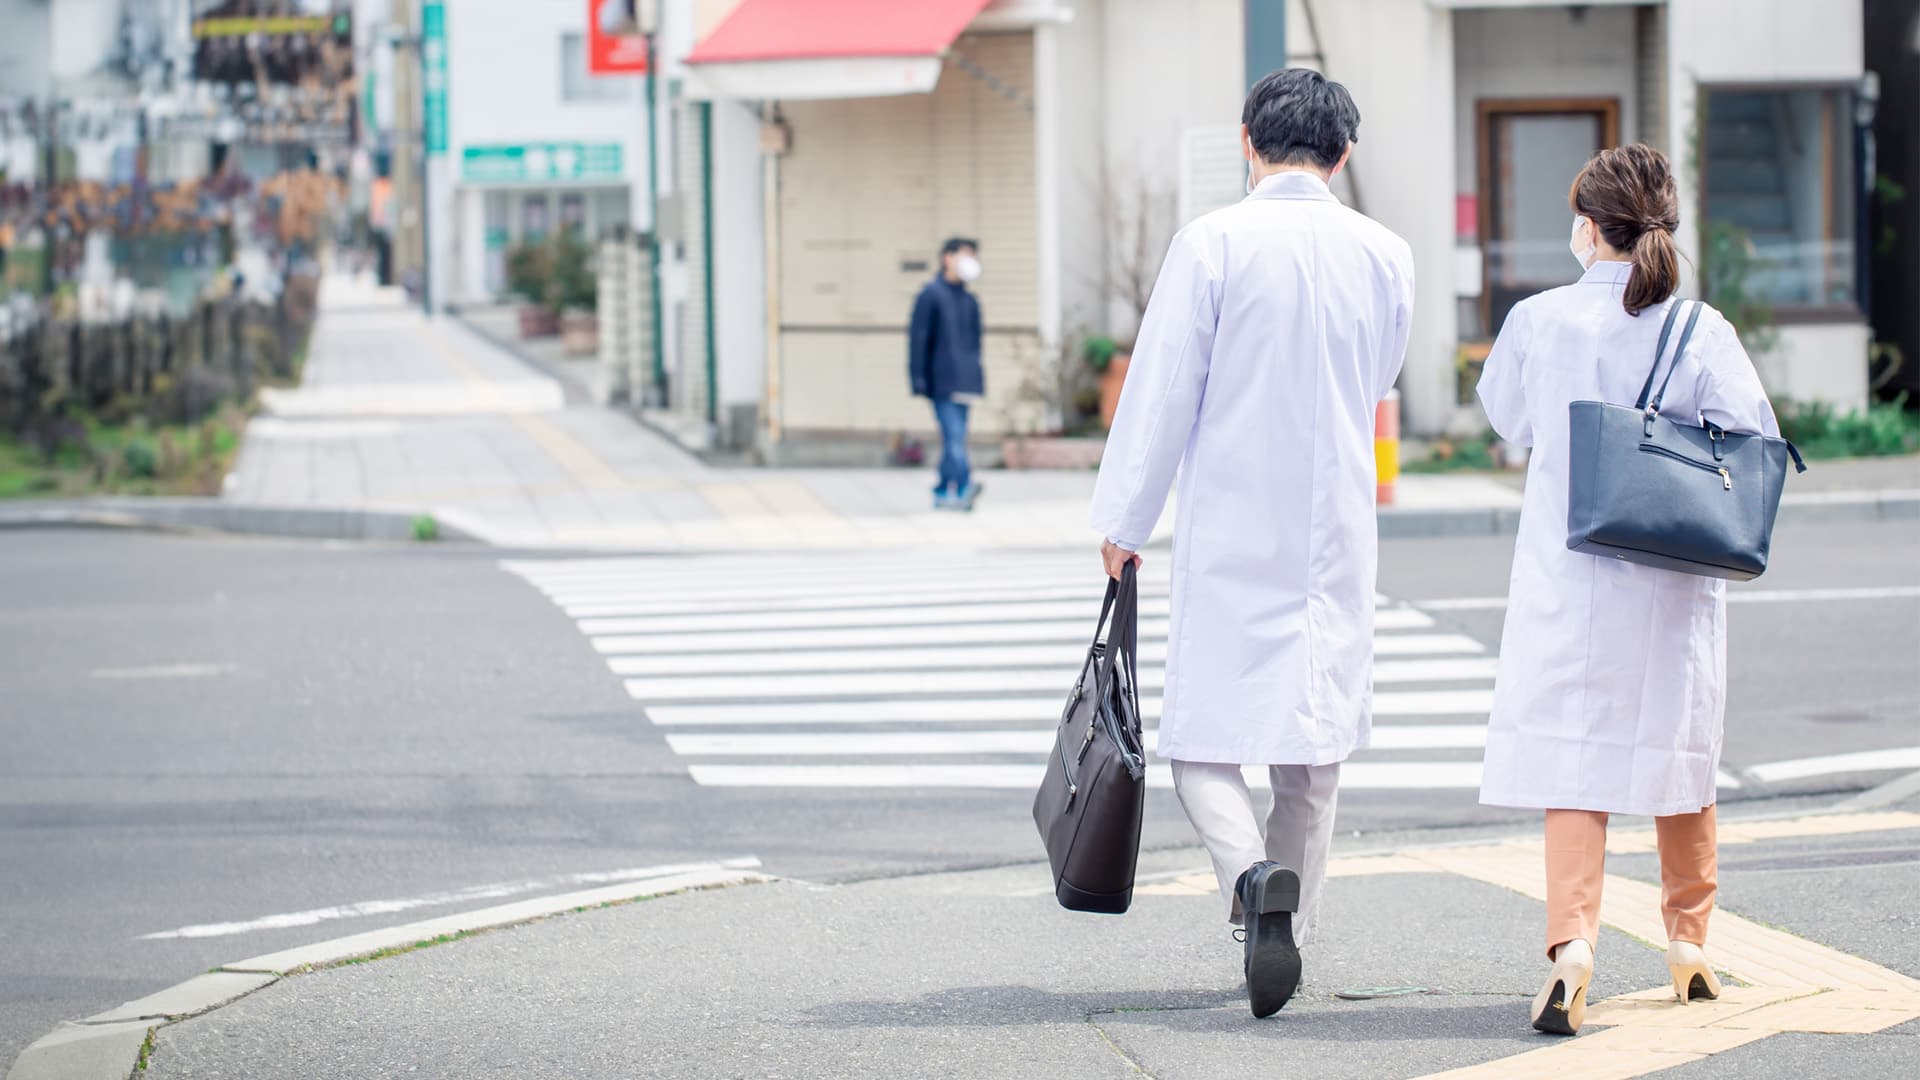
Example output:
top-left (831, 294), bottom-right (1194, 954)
top-left (1476, 144), bottom-right (1780, 1036)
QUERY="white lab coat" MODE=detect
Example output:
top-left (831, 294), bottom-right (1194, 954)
top-left (1477, 261), bottom-right (1780, 817)
top-left (1089, 171), bottom-right (1415, 765)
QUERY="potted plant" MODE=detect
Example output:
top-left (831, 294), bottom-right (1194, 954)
top-left (1084, 334), bottom-right (1133, 428)
top-left (548, 233), bottom-right (598, 356)
top-left (506, 243), bottom-right (557, 338)
top-left (999, 336), bottom-right (1107, 469)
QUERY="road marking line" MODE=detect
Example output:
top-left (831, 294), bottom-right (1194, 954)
top-left (1747, 747), bottom-right (1920, 783)
top-left (686, 761), bottom-right (1489, 790)
top-left (620, 658), bottom-right (1494, 702)
top-left (1600, 811), bottom-right (1920, 854)
top-left (579, 601), bottom-right (1431, 636)
top-left (591, 619), bottom-right (1170, 653)
top-left (90, 663), bottom-right (236, 680)
top-left (1420, 585), bottom-right (1920, 612)
top-left (644, 689), bottom-right (1494, 726)
top-left (589, 596), bottom-right (1182, 633)
top-left (555, 581), bottom-right (1173, 618)
top-left (666, 724), bottom-right (1495, 757)
top-left (135, 858), bottom-right (763, 941)
top-left (604, 634), bottom-right (1487, 676)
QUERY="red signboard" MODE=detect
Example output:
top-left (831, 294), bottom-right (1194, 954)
top-left (589, 0), bottom-right (649, 75)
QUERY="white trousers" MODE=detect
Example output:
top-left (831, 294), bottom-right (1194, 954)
top-left (1170, 760), bottom-right (1341, 946)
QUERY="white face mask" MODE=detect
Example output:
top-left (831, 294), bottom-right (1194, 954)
top-left (1569, 215), bottom-right (1597, 270)
top-left (954, 254), bottom-right (982, 283)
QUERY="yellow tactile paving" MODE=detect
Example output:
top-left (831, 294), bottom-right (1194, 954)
top-left (510, 414), bottom-right (625, 491)
top-left (1402, 811), bottom-right (1920, 1079)
top-left (1603, 810), bottom-right (1920, 855)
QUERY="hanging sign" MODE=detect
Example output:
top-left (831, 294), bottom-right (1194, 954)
top-left (588, 0), bottom-right (650, 75)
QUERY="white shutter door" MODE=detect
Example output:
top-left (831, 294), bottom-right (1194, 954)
top-left (777, 30), bottom-right (1038, 436)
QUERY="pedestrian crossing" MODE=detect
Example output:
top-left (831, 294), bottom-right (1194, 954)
top-left (501, 550), bottom-right (1509, 795)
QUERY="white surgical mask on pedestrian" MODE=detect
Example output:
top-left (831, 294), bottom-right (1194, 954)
top-left (955, 254), bottom-right (982, 283)
top-left (1569, 215), bottom-right (1597, 270)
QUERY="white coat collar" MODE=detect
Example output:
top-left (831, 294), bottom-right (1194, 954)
top-left (1580, 260), bottom-right (1634, 286)
top-left (1248, 171), bottom-right (1338, 202)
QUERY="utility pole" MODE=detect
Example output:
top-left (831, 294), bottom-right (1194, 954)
top-left (389, 0), bottom-right (423, 303)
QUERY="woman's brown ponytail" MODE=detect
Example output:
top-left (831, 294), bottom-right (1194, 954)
top-left (1570, 144), bottom-right (1681, 315)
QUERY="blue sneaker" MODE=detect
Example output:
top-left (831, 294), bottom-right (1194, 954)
top-left (932, 489), bottom-right (959, 511)
top-left (954, 482), bottom-right (984, 512)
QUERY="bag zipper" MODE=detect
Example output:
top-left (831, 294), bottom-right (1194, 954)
top-left (1638, 441), bottom-right (1732, 490)
top-left (1056, 737), bottom-right (1079, 808)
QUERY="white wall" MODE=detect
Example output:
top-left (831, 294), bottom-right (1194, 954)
top-left (1052, 0), bottom-right (1108, 342)
top-left (1095, 0), bottom-right (1244, 335)
top-left (445, 0), bottom-right (648, 199)
top-left (1763, 323), bottom-right (1873, 410)
top-left (1451, 6), bottom-right (1642, 194)
top-left (1290, 0), bottom-right (1459, 435)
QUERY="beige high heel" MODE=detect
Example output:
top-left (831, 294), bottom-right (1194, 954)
top-left (1531, 938), bottom-right (1594, 1035)
top-left (1667, 941), bottom-right (1723, 1004)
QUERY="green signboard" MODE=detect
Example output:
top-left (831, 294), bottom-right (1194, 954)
top-left (461, 143), bottom-right (625, 183)
top-left (422, 2), bottom-right (448, 156)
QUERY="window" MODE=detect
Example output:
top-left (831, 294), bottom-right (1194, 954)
top-left (1477, 99), bottom-right (1621, 335)
top-left (560, 33), bottom-right (632, 103)
top-left (1701, 86), bottom-right (1859, 314)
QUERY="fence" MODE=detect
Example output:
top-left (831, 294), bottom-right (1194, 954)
top-left (0, 274), bottom-right (317, 438)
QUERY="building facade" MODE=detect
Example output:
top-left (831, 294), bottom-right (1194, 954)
top-left (433, 0), bottom-right (653, 306)
top-left (647, 0), bottom-right (1879, 453)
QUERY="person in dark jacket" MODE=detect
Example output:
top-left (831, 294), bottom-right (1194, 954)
top-left (909, 237), bottom-right (986, 510)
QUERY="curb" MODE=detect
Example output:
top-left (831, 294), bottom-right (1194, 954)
top-left (7, 490), bottom-right (1912, 551)
top-left (0, 499), bottom-right (477, 544)
top-left (3, 863), bottom-right (769, 1080)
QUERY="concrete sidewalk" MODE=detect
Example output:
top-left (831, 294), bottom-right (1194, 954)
top-left (221, 277), bottom-right (1920, 551)
top-left (24, 794), bottom-right (1914, 1080)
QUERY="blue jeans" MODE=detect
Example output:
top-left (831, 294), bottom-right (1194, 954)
top-left (931, 398), bottom-right (971, 496)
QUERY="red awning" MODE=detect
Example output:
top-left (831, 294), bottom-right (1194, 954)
top-left (686, 0), bottom-right (995, 100)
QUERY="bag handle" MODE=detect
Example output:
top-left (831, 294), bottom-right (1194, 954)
top-left (1634, 299), bottom-right (1689, 410)
top-left (1093, 562), bottom-right (1141, 714)
top-left (1635, 299), bottom-right (1705, 414)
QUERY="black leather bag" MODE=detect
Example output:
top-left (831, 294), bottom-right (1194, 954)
top-left (1032, 562), bottom-right (1148, 914)
top-left (1567, 299), bottom-right (1806, 581)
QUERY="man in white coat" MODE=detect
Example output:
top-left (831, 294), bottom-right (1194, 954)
top-left (1090, 68), bottom-right (1414, 1018)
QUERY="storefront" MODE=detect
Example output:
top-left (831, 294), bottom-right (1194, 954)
top-left (455, 141), bottom-right (632, 299)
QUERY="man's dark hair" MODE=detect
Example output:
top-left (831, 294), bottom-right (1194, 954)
top-left (940, 237), bottom-right (978, 258)
top-left (1241, 68), bottom-right (1360, 170)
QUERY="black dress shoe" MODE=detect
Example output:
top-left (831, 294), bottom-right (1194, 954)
top-left (1234, 860), bottom-right (1302, 1018)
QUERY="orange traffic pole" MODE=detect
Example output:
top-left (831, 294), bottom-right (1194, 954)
top-left (1375, 389), bottom-right (1401, 507)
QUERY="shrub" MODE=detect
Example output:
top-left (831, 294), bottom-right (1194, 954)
top-left (122, 437), bottom-right (158, 478)
top-left (506, 243), bottom-right (553, 305)
top-left (545, 233), bottom-right (597, 312)
top-left (1082, 335), bottom-right (1119, 375)
top-left (1777, 394), bottom-right (1920, 459)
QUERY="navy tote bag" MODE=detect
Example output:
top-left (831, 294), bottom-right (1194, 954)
top-left (1566, 299), bottom-right (1806, 581)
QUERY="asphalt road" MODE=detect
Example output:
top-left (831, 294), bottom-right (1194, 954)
top-left (2, 521), bottom-right (1915, 1067)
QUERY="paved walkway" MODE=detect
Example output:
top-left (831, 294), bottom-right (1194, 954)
top-left (25, 796), bottom-right (1915, 1080)
top-left (230, 278), bottom-right (1151, 549)
top-left (227, 277), bottom-right (1917, 552)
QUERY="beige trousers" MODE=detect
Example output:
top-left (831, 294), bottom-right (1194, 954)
top-left (1545, 805), bottom-right (1718, 957)
top-left (1170, 760), bottom-right (1341, 945)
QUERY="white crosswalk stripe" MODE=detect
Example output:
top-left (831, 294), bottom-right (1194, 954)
top-left (502, 551), bottom-right (1506, 794)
